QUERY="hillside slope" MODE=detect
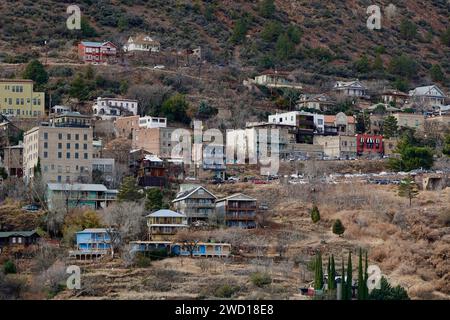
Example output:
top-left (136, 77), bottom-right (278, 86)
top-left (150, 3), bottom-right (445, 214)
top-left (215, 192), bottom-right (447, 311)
top-left (0, 0), bottom-right (449, 90)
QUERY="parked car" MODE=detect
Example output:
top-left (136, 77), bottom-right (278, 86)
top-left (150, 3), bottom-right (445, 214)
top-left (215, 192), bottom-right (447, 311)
top-left (227, 176), bottom-right (240, 183)
top-left (153, 65), bottom-right (165, 69)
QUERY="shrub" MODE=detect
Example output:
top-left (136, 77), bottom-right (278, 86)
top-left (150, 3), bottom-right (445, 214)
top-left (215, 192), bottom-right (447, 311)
top-left (250, 272), bottom-right (272, 287)
top-left (134, 253), bottom-right (152, 268)
top-left (214, 284), bottom-right (239, 298)
top-left (310, 205), bottom-right (321, 223)
top-left (3, 260), bottom-right (17, 275)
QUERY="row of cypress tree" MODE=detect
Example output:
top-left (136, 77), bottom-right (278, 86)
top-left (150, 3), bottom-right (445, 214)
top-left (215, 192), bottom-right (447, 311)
top-left (313, 248), bottom-right (369, 300)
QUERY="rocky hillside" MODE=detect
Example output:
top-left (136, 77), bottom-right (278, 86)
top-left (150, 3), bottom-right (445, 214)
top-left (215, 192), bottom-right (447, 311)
top-left (0, 0), bottom-right (449, 91)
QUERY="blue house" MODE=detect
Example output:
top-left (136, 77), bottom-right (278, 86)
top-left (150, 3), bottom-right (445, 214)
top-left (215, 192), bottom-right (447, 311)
top-left (70, 228), bottom-right (113, 259)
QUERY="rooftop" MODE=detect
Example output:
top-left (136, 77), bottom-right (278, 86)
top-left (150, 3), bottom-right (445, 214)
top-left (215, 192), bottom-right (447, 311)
top-left (146, 209), bottom-right (186, 218)
top-left (47, 183), bottom-right (112, 192)
top-left (0, 230), bottom-right (39, 238)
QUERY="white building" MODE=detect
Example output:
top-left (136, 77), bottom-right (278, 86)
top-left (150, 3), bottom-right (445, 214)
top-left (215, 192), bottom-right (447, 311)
top-left (409, 85), bottom-right (446, 110)
top-left (138, 116), bottom-right (167, 129)
top-left (268, 111), bottom-right (325, 134)
top-left (123, 35), bottom-right (160, 53)
top-left (92, 97), bottom-right (138, 120)
top-left (332, 80), bottom-right (367, 97)
top-left (51, 105), bottom-right (71, 114)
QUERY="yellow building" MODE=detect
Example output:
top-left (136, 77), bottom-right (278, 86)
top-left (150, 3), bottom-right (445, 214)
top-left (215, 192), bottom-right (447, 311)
top-left (0, 79), bottom-right (45, 118)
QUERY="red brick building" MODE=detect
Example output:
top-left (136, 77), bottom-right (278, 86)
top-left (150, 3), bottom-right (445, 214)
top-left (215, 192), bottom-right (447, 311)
top-left (78, 41), bottom-right (118, 64)
top-left (356, 134), bottom-right (383, 156)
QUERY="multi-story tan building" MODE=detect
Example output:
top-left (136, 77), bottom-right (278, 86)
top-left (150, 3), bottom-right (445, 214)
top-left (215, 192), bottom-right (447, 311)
top-left (23, 122), bottom-right (93, 184)
top-left (132, 127), bottom-right (176, 157)
top-left (2, 144), bottom-right (23, 177)
top-left (0, 79), bottom-right (45, 118)
top-left (393, 113), bottom-right (425, 131)
top-left (114, 115), bottom-right (140, 139)
top-left (313, 135), bottom-right (357, 159)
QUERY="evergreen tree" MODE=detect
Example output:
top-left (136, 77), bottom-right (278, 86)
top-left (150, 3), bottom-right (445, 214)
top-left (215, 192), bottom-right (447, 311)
top-left (354, 54), bottom-right (371, 73)
top-left (357, 248), bottom-right (365, 300)
top-left (383, 115), bottom-right (398, 138)
top-left (340, 258), bottom-right (346, 300)
top-left (327, 256), bottom-right (331, 291)
top-left (364, 251), bottom-right (369, 299)
top-left (230, 17), bottom-right (249, 44)
top-left (117, 176), bottom-right (144, 202)
top-left (372, 53), bottom-right (384, 72)
top-left (330, 254), bottom-right (336, 290)
top-left (430, 64), bottom-right (445, 82)
top-left (332, 219), bottom-right (345, 237)
top-left (275, 33), bottom-right (295, 61)
top-left (145, 188), bottom-right (164, 211)
top-left (161, 94), bottom-right (191, 124)
top-left (314, 252), bottom-right (324, 290)
top-left (23, 59), bottom-right (48, 88)
top-left (369, 277), bottom-right (410, 300)
top-left (398, 176), bottom-right (419, 206)
top-left (310, 205), bottom-right (320, 223)
top-left (346, 252), bottom-right (353, 300)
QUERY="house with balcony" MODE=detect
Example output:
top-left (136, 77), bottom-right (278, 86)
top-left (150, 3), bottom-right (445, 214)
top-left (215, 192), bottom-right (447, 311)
top-left (332, 80), bottom-right (367, 98)
top-left (215, 193), bottom-right (257, 229)
top-left (78, 41), bottom-right (117, 64)
top-left (46, 183), bottom-right (118, 211)
top-left (70, 228), bottom-right (112, 259)
top-left (409, 85), bottom-right (446, 111)
top-left (92, 97), bottom-right (138, 120)
top-left (172, 186), bottom-right (217, 223)
top-left (146, 209), bottom-right (188, 241)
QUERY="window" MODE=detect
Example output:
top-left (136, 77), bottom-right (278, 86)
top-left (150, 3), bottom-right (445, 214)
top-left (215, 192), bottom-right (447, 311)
top-left (18, 237), bottom-right (23, 244)
top-left (83, 144), bottom-right (87, 150)
top-left (66, 166), bottom-right (70, 173)
top-left (66, 152), bottom-right (71, 159)
top-left (57, 176), bottom-right (62, 182)
top-left (67, 134), bottom-right (71, 140)
top-left (66, 176), bottom-right (70, 182)
top-left (84, 134), bottom-right (88, 140)
top-left (84, 153), bottom-right (88, 159)
top-left (44, 165), bottom-right (48, 172)
top-left (12, 237), bottom-right (17, 244)
top-left (58, 152), bottom-right (62, 159)
top-left (75, 143), bottom-right (79, 149)
top-left (44, 151), bottom-right (48, 158)
top-left (57, 165), bottom-right (62, 173)
top-left (75, 134), bottom-right (79, 140)
top-left (58, 143), bottom-right (62, 149)
top-left (44, 142), bottom-right (48, 148)
top-left (67, 143), bottom-right (71, 149)
top-left (58, 133), bottom-right (62, 140)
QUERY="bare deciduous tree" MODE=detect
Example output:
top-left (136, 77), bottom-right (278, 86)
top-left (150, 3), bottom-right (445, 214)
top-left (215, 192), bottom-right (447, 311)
top-left (100, 201), bottom-right (146, 257)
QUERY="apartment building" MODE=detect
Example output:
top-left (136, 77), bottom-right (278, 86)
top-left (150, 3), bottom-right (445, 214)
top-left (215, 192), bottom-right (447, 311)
top-left (313, 135), bottom-right (357, 159)
top-left (132, 127), bottom-right (176, 157)
top-left (0, 79), bottom-right (45, 118)
top-left (23, 115), bottom-right (93, 183)
top-left (2, 144), bottom-right (23, 177)
top-left (172, 185), bottom-right (217, 223)
top-left (215, 193), bottom-right (257, 229)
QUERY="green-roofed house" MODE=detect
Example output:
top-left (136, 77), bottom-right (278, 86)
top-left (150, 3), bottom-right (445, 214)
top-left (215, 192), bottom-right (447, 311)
top-left (0, 230), bottom-right (40, 249)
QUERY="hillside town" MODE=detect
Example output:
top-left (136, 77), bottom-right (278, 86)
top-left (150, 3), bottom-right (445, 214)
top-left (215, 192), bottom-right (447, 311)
top-left (0, 0), bottom-right (449, 302)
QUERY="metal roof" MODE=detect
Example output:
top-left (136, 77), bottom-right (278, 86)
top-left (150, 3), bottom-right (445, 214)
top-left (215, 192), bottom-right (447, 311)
top-left (146, 209), bottom-right (186, 218)
top-left (47, 183), bottom-right (109, 192)
top-left (0, 230), bottom-right (39, 238)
